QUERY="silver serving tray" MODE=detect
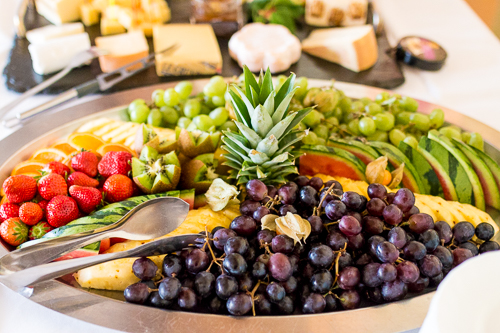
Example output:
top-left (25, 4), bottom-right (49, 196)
top-left (1, 79), bottom-right (499, 333)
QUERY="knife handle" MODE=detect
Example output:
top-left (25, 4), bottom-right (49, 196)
top-left (75, 79), bottom-right (101, 98)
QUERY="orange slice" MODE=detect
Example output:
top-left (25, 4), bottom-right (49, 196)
top-left (96, 143), bottom-right (137, 156)
top-left (30, 148), bottom-right (68, 163)
top-left (68, 132), bottom-right (106, 153)
top-left (50, 141), bottom-right (77, 155)
top-left (10, 160), bottom-right (46, 176)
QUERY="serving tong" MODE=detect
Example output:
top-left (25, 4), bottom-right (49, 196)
top-left (0, 196), bottom-right (199, 291)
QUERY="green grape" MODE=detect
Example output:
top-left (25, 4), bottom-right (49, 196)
top-left (183, 99), bottom-right (201, 118)
top-left (389, 103), bottom-right (402, 116)
top-left (350, 101), bottom-right (365, 112)
top-left (203, 76), bottom-right (226, 97)
top-left (365, 103), bottom-right (382, 115)
top-left (314, 124), bottom-right (329, 140)
top-left (375, 92), bottom-right (390, 104)
top-left (147, 108), bottom-right (163, 127)
top-left (339, 123), bottom-right (348, 133)
top-left (276, 75), bottom-right (287, 91)
top-left (303, 110), bottom-right (324, 127)
top-left (200, 104), bottom-right (212, 115)
top-left (317, 137), bottom-right (326, 145)
top-left (212, 95), bottom-right (226, 107)
top-left (164, 88), bottom-right (180, 107)
top-left (396, 111), bottom-right (411, 125)
top-left (338, 97), bottom-right (352, 113)
top-left (302, 131), bottom-right (319, 145)
top-left (347, 119), bottom-right (361, 135)
top-left (439, 126), bottom-right (462, 140)
top-left (358, 117), bottom-right (376, 136)
top-left (220, 121), bottom-right (237, 132)
top-left (209, 107), bottom-right (229, 126)
top-left (160, 106), bottom-right (179, 125)
top-left (175, 81), bottom-right (193, 99)
top-left (389, 128), bottom-right (406, 146)
top-left (129, 104), bottom-right (150, 123)
top-left (461, 132), bottom-right (471, 143)
top-left (400, 96), bottom-right (419, 112)
top-left (373, 112), bottom-right (395, 131)
top-left (359, 97), bottom-right (372, 106)
top-left (332, 107), bottom-right (343, 119)
top-left (367, 130), bottom-right (389, 142)
top-left (192, 115), bottom-right (214, 131)
top-left (177, 117), bottom-right (192, 129)
top-left (128, 99), bottom-right (147, 113)
top-left (469, 132), bottom-right (484, 151)
top-left (325, 116), bottom-right (339, 129)
top-left (403, 136), bottom-right (419, 149)
top-left (409, 113), bottom-right (430, 132)
top-left (343, 111), bottom-right (358, 123)
top-left (449, 125), bottom-right (462, 132)
top-left (294, 77), bottom-right (308, 101)
top-left (429, 108), bottom-right (445, 128)
top-left (186, 122), bottom-right (198, 131)
top-left (152, 89), bottom-right (166, 107)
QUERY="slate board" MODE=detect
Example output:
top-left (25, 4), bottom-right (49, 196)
top-left (2, 0), bottom-right (404, 95)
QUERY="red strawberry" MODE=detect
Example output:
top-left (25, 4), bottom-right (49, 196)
top-left (38, 173), bottom-right (68, 200)
top-left (28, 221), bottom-right (53, 240)
top-left (67, 171), bottom-right (99, 188)
top-left (98, 151), bottom-right (132, 178)
top-left (19, 202), bottom-right (43, 226)
top-left (69, 185), bottom-right (102, 214)
top-left (71, 151), bottom-right (98, 177)
top-left (38, 200), bottom-right (48, 218)
top-left (103, 174), bottom-right (134, 203)
top-left (0, 217), bottom-right (28, 246)
top-left (42, 161), bottom-right (71, 177)
top-left (2, 175), bottom-right (37, 204)
top-left (46, 196), bottom-right (79, 228)
top-left (0, 203), bottom-right (20, 222)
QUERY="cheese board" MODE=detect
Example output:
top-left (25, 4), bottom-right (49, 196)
top-left (0, 78), bottom-right (499, 333)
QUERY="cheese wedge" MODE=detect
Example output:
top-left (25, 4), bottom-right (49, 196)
top-left (95, 31), bottom-right (149, 73)
top-left (153, 24), bottom-right (222, 76)
top-left (28, 32), bottom-right (91, 75)
top-left (35, 0), bottom-right (83, 25)
top-left (26, 23), bottom-right (84, 44)
top-left (80, 3), bottom-right (100, 26)
top-left (302, 25), bottom-right (378, 72)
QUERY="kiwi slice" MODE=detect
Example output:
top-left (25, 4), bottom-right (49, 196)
top-left (134, 124), bottom-right (160, 155)
top-left (132, 146), bottom-right (181, 194)
top-left (180, 153), bottom-right (220, 194)
top-left (177, 128), bottom-right (221, 158)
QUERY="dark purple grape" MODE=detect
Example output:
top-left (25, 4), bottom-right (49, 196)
top-left (346, 211), bottom-right (362, 223)
top-left (230, 215), bottom-right (258, 236)
top-left (324, 293), bottom-right (340, 311)
top-left (403, 205), bottom-right (420, 220)
top-left (475, 222), bottom-right (495, 241)
top-left (355, 253), bottom-right (373, 266)
top-left (182, 277), bottom-right (195, 289)
top-left (308, 245), bottom-right (334, 268)
top-left (272, 235), bottom-right (294, 254)
top-left (366, 198), bottom-right (386, 217)
top-left (267, 185), bottom-right (278, 198)
top-left (419, 254), bottom-right (443, 277)
top-left (408, 213), bottom-right (434, 234)
top-left (300, 262), bottom-right (315, 280)
top-left (148, 291), bottom-right (172, 308)
top-left (251, 261), bottom-right (267, 279)
top-left (295, 175), bottom-right (310, 187)
top-left (215, 275), bottom-right (238, 300)
top-left (339, 215), bottom-right (362, 236)
top-left (289, 254), bottom-right (300, 275)
top-left (178, 287), bottom-right (197, 310)
top-left (254, 294), bottom-right (272, 315)
top-left (367, 287), bottom-right (384, 303)
top-left (158, 277), bottom-right (182, 300)
top-left (429, 272), bottom-right (444, 287)
top-left (226, 293), bottom-right (252, 316)
top-left (280, 276), bottom-right (298, 294)
top-left (320, 193), bottom-right (334, 207)
top-left (378, 263), bottom-right (397, 282)
top-left (383, 204), bottom-right (403, 226)
top-left (338, 266), bottom-right (361, 290)
top-left (163, 254), bottom-right (183, 278)
top-left (433, 245), bottom-right (454, 269)
top-left (124, 282), bottom-right (150, 304)
top-left (279, 204), bottom-right (297, 216)
top-left (253, 206), bottom-right (270, 222)
top-left (396, 261), bottom-right (419, 283)
top-left (257, 229), bottom-right (275, 245)
top-left (419, 229), bottom-right (439, 252)
top-left (453, 221), bottom-right (475, 243)
top-left (386, 192), bottom-right (396, 204)
top-left (224, 236), bottom-right (249, 256)
top-left (194, 272), bottom-right (215, 298)
top-left (308, 215), bottom-right (323, 235)
top-left (388, 226), bottom-right (407, 249)
top-left (325, 180), bottom-right (343, 194)
top-left (338, 252), bottom-right (353, 271)
top-left (367, 183), bottom-right (387, 200)
top-left (325, 200), bottom-right (347, 220)
top-left (223, 253), bottom-right (247, 277)
top-left (458, 241), bottom-right (478, 256)
top-left (453, 247), bottom-right (473, 266)
top-left (278, 185), bottom-right (297, 204)
top-left (195, 231), bottom-right (213, 249)
top-left (403, 241), bottom-right (427, 261)
top-left (392, 188), bottom-right (415, 213)
top-left (306, 177), bottom-right (322, 191)
top-left (302, 293), bottom-right (326, 313)
top-left (245, 246), bottom-right (256, 262)
top-left (341, 191), bottom-right (364, 211)
top-left (363, 216), bottom-right (384, 235)
top-left (140, 280), bottom-right (156, 289)
top-left (256, 253), bottom-right (271, 265)
top-left (376, 241), bottom-right (399, 263)
top-left (434, 221), bottom-right (453, 244)
top-left (368, 235), bottom-right (385, 258)
top-left (268, 253), bottom-right (293, 281)
top-left (479, 241), bottom-right (500, 253)
top-left (246, 179), bottom-right (268, 201)
top-left (276, 296), bottom-right (294, 314)
top-left (299, 186), bottom-right (319, 207)
top-left (408, 276), bottom-right (429, 293)
top-left (208, 296), bottom-right (224, 313)
top-left (239, 200), bottom-right (261, 216)
top-left (132, 257), bottom-right (158, 280)
top-left (266, 282), bottom-right (285, 303)
top-left (381, 279), bottom-right (407, 301)
top-left (326, 231), bottom-right (348, 251)
top-left (339, 290), bottom-right (361, 309)
top-left (363, 263), bottom-right (382, 287)
top-left (213, 228), bottom-right (237, 250)
top-left (347, 234), bottom-right (365, 251)
top-left (311, 270), bottom-right (334, 293)
top-left (185, 249), bottom-right (210, 274)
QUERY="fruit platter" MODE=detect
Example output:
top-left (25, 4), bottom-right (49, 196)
top-left (1, 71), bottom-right (499, 333)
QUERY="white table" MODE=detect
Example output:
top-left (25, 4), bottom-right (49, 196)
top-left (1, 0), bottom-right (500, 332)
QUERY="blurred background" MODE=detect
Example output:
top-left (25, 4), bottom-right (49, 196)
top-left (465, 0), bottom-right (500, 38)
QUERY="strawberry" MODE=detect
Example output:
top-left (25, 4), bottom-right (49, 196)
top-left (69, 185), bottom-right (102, 214)
top-left (38, 173), bottom-right (68, 201)
top-left (46, 195), bottom-right (79, 228)
top-left (0, 217), bottom-right (28, 246)
top-left (28, 221), bottom-right (53, 240)
top-left (42, 161), bottom-right (71, 178)
top-left (2, 175), bottom-right (37, 204)
top-left (103, 174), bottom-right (134, 203)
top-left (71, 151), bottom-right (98, 177)
top-left (19, 202), bottom-right (43, 226)
top-left (67, 171), bottom-right (99, 188)
top-left (0, 203), bottom-right (20, 222)
top-left (38, 200), bottom-right (48, 218)
top-left (98, 151), bottom-right (132, 178)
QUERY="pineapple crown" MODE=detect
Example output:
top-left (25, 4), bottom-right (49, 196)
top-left (222, 66), bottom-right (313, 185)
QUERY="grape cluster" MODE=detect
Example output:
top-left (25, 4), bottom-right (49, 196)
top-left (123, 178), bottom-right (499, 315)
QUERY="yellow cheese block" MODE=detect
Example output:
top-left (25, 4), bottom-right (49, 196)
top-left (35, 0), bottom-right (83, 25)
top-left (74, 205), bottom-right (240, 290)
top-left (80, 3), bottom-right (100, 26)
top-left (100, 17), bottom-right (126, 36)
top-left (95, 31), bottom-right (149, 72)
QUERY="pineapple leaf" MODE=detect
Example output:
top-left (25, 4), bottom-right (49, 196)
top-left (262, 91), bottom-right (275, 117)
top-left (222, 140), bottom-right (251, 161)
top-left (232, 84), bottom-right (256, 119)
top-left (224, 153), bottom-right (244, 164)
top-left (237, 170), bottom-right (255, 177)
top-left (236, 176), bottom-right (250, 185)
top-left (251, 105), bottom-right (273, 138)
top-left (234, 121), bottom-right (261, 148)
top-left (222, 135), bottom-right (251, 153)
top-left (270, 166), bottom-right (298, 178)
top-left (223, 130), bottom-right (250, 146)
top-left (228, 89), bottom-right (251, 127)
top-left (261, 152), bottom-right (291, 168)
top-left (249, 149), bottom-right (270, 164)
top-left (283, 107), bottom-right (314, 134)
top-left (250, 85), bottom-right (260, 107)
top-left (244, 66), bottom-right (260, 101)
top-left (223, 160), bottom-right (242, 169)
top-left (267, 113), bottom-right (296, 140)
top-left (258, 69), bottom-right (264, 86)
top-left (256, 135), bottom-right (279, 156)
top-left (266, 161), bottom-right (295, 173)
top-left (272, 87), bottom-right (298, 124)
top-left (276, 130), bottom-right (306, 154)
top-left (256, 166), bottom-right (267, 179)
top-left (274, 72), bottom-right (296, 108)
top-left (259, 68), bottom-right (274, 104)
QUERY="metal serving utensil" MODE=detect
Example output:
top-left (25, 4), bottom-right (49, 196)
top-left (0, 196), bottom-right (189, 274)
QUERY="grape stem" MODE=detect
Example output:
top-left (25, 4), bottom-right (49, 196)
top-left (203, 226), bottom-right (222, 270)
top-left (315, 182), bottom-right (339, 216)
top-left (330, 243), bottom-right (347, 286)
top-left (248, 280), bottom-right (262, 317)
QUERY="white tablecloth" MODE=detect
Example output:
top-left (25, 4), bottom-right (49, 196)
top-left (1, 0), bottom-right (500, 332)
